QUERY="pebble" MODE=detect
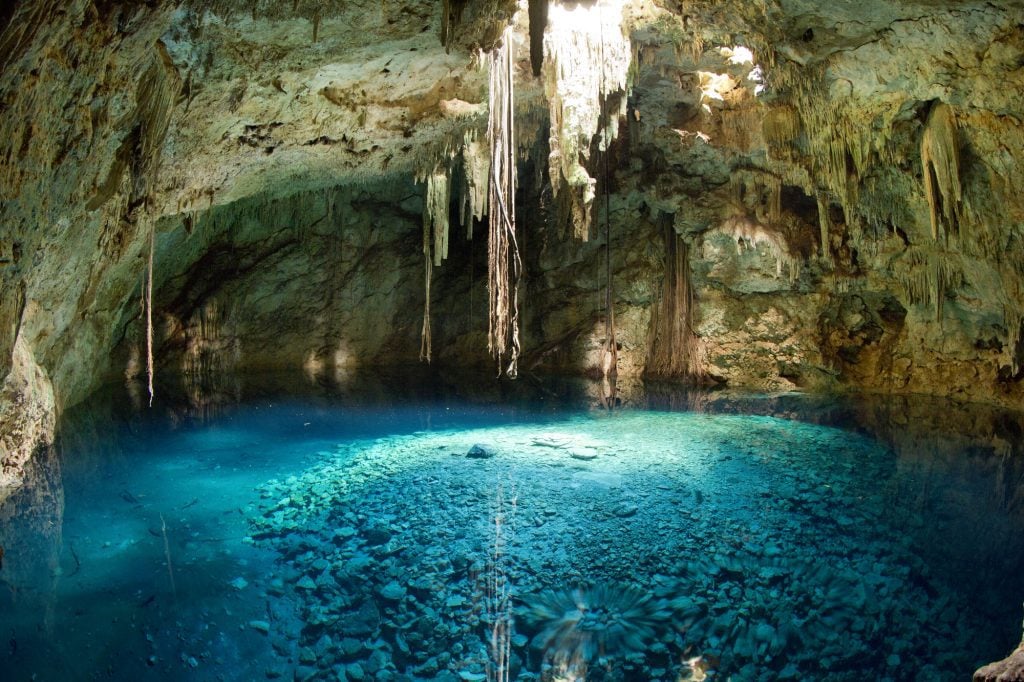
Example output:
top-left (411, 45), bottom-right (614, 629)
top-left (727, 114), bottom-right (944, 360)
top-left (249, 620), bottom-right (271, 634)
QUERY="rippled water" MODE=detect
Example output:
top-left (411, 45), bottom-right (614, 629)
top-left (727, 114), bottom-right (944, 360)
top-left (1, 371), bottom-right (1023, 681)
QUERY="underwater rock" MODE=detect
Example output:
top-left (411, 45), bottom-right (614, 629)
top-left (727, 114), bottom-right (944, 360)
top-left (338, 600), bottom-right (380, 638)
top-left (363, 525), bottom-right (392, 546)
top-left (466, 444), bottom-right (496, 459)
top-left (379, 581), bottom-right (406, 601)
top-left (613, 502), bottom-right (639, 518)
top-left (569, 447), bottom-right (598, 460)
top-left (249, 620), bottom-right (271, 634)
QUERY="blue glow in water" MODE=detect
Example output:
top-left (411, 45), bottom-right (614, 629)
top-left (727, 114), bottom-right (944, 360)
top-left (1, 374), bottom-right (1023, 681)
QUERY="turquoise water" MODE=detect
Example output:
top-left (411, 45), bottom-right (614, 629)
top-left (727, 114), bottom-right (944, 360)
top-left (1, 373), bottom-right (1023, 681)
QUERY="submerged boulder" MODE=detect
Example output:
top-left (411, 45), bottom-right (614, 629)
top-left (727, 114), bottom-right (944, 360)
top-left (466, 444), bottom-right (496, 459)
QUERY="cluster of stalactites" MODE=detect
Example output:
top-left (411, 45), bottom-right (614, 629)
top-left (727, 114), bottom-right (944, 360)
top-left (723, 172), bottom-right (802, 280)
top-left (778, 69), bottom-right (886, 232)
top-left (424, 171), bottom-right (452, 268)
top-left (894, 245), bottom-right (964, 322)
top-left (921, 102), bottom-right (964, 242)
top-left (717, 213), bottom-right (801, 283)
top-left (542, 0), bottom-right (631, 241)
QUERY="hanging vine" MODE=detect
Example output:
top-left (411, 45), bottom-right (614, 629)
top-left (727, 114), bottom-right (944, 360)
top-left (598, 1), bottom-right (617, 379)
top-left (146, 222), bottom-right (155, 406)
top-left (487, 29), bottom-right (521, 378)
top-left (646, 215), bottom-right (701, 379)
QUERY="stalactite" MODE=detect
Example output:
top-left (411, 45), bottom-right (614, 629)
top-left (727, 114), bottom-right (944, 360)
top-left (543, 0), bottom-right (632, 241)
top-left (460, 134), bottom-right (489, 238)
top-left (718, 213), bottom-right (800, 283)
top-left (528, 0), bottom-right (549, 77)
top-left (921, 102), bottom-right (963, 242)
top-left (766, 175), bottom-right (782, 225)
top-left (133, 42), bottom-right (182, 204)
top-left (487, 29), bottom-right (521, 378)
top-left (1006, 308), bottom-right (1023, 376)
top-left (782, 66), bottom-right (883, 230)
top-left (646, 218), bottom-right (701, 379)
top-left (894, 245), bottom-right (963, 321)
top-left (425, 171), bottom-right (451, 267)
top-left (817, 192), bottom-right (832, 263)
top-left (146, 223), bottom-right (155, 407)
top-left (719, 104), bottom-right (763, 153)
top-left (762, 104), bottom-right (801, 152)
top-left (440, 0), bottom-right (466, 52)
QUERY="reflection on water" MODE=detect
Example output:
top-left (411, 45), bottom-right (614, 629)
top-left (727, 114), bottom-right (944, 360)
top-left (0, 443), bottom-right (63, 633)
top-left (0, 369), bottom-right (1022, 681)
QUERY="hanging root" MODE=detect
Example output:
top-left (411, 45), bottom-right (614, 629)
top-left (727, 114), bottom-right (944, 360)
top-left (146, 223), bottom-right (155, 406)
top-left (487, 29), bottom-right (521, 378)
top-left (646, 216), bottom-right (701, 379)
top-left (419, 170), bottom-right (451, 363)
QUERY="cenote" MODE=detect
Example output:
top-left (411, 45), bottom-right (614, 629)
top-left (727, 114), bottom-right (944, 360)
top-left (5, 0), bottom-right (1024, 680)
top-left (2, 372), bottom-right (1023, 681)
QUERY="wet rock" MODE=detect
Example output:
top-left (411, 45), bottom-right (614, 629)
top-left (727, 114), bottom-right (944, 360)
top-left (613, 503), bottom-right (639, 518)
top-left (249, 620), bottom-right (271, 634)
top-left (334, 527), bottom-right (358, 542)
top-left (339, 638), bottom-right (363, 658)
top-left (365, 649), bottom-right (390, 674)
top-left (466, 444), bottom-right (496, 459)
top-left (293, 665), bottom-right (317, 681)
top-left (364, 526), bottom-right (392, 546)
top-left (339, 600), bottom-right (380, 637)
top-left (379, 581), bottom-right (406, 601)
top-left (569, 447), bottom-right (599, 460)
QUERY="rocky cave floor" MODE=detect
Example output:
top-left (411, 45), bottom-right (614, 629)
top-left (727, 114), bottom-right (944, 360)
top-left (246, 412), bottom-right (1004, 681)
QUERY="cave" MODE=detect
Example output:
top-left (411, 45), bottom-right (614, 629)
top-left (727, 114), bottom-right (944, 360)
top-left (2, 0), bottom-right (1024, 680)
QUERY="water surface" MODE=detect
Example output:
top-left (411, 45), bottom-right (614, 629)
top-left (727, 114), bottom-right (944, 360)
top-left (2, 371), bottom-right (1023, 681)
